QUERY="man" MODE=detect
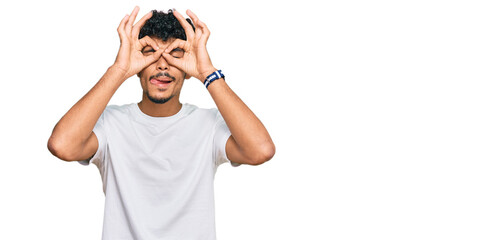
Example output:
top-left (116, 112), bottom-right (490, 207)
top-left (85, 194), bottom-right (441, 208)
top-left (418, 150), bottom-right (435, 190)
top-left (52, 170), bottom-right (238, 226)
top-left (48, 6), bottom-right (275, 240)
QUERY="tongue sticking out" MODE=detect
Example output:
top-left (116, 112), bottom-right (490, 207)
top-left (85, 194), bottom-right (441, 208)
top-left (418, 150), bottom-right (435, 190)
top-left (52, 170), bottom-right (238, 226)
top-left (151, 79), bottom-right (172, 86)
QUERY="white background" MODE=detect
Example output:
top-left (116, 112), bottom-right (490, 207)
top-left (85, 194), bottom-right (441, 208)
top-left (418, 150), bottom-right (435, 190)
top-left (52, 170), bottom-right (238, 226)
top-left (1, 0), bottom-right (502, 239)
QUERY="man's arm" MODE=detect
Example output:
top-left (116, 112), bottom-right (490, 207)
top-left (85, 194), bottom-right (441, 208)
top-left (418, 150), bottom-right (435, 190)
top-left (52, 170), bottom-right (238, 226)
top-left (47, 67), bottom-right (125, 161)
top-left (48, 7), bottom-right (163, 161)
top-left (208, 80), bottom-right (275, 165)
top-left (163, 10), bottom-right (275, 165)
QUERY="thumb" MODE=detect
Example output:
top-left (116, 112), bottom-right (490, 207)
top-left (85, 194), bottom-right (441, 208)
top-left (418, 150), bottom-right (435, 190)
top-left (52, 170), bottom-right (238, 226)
top-left (145, 49), bottom-right (163, 65)
top-left (162, 52), bottom-right (184, 70)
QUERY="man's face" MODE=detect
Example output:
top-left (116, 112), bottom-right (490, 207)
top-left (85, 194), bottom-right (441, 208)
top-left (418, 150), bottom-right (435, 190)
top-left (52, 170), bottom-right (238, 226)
top-left (138, 37), bottom-right (187, 104)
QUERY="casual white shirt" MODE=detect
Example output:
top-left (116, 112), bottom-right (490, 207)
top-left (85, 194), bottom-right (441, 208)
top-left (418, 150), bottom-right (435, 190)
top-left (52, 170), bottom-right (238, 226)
top-left (78, 103), bottom-right (236, 240)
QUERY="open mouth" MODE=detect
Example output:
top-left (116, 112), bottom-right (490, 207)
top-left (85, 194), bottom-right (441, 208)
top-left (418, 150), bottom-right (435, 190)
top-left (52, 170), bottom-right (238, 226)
top-left (149, 72), bottom-right (176, 88)
top-left (150, 78), bottom-right (174, 88)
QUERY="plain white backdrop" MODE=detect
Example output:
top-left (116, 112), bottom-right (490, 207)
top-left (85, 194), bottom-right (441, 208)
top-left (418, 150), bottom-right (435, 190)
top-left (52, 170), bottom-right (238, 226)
top-left (1, 0), bottom-right (502, 239)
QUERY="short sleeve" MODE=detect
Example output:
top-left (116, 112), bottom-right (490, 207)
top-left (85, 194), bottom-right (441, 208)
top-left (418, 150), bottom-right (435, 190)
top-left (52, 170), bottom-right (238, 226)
top-left (77, 112), bottom-right (107, 167)
top-left (213, 110), bottom-right (240, 167)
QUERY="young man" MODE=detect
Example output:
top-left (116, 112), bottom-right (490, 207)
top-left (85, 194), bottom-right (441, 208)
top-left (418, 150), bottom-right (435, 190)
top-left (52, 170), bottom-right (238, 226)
top-left (48, 7), bottom-right (275, 240)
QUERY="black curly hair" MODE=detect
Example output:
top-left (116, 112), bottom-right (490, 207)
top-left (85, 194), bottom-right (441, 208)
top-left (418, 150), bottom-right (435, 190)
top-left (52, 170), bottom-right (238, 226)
top-left (139, 9), bottom-right (195, 41)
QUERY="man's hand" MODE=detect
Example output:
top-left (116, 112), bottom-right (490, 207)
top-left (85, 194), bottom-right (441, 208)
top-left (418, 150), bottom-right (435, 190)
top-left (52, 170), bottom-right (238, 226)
top-left (162, 10), bottom-right (217, 83)
top-left (113, 6), bottom-right (163, 80)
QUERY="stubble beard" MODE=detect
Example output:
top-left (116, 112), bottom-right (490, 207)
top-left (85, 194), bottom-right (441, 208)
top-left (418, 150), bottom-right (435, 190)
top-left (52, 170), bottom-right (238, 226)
top-left (145, 89), bottom-right (175, 104)
top-left (142, 72), bottom-right (186, 104)
top-left (144, 71), bottom-right (178, 104)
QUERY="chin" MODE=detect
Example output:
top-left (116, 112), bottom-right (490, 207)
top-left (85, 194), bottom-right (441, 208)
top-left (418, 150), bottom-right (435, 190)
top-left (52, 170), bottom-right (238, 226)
top-left (146, 91), bottom-right (176, 104)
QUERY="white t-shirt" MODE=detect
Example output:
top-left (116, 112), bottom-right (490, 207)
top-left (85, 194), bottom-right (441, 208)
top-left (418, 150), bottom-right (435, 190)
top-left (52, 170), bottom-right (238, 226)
top-left (78, 103), bottom-right (236, 240)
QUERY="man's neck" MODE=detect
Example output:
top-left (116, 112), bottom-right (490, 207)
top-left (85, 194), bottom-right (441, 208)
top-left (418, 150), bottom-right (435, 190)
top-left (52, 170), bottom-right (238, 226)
top-left (137, 97), bottom-right (183, 117)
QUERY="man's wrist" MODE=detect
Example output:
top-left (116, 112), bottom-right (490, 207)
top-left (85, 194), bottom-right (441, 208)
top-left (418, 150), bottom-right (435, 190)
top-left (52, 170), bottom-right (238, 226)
top-left (199, 68), bottom-right (218, 82)
top-left (105, 65), bottom-right (130, 83)
top-left (206, 75), bottom-right (227, 91)
top-left (203, 69), bottom-right (225, 89)
top-left (108, 65), bottom-right (129, 81)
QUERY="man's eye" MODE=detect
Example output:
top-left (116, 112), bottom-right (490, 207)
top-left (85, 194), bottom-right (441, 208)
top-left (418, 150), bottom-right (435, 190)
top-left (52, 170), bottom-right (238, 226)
top-left (142, 49), bottom-right (155, 55)
top-left (170, 49), bottom-right (184, 58)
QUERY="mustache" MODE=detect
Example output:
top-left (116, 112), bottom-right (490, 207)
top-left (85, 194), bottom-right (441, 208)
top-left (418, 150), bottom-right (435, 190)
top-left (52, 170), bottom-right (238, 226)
top-left (149, 72), bottom-right (176, 81)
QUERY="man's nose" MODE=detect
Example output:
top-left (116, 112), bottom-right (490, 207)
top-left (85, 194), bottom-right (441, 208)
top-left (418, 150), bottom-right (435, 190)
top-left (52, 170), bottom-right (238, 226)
top-left (156, 55), bottom-right (170, 71)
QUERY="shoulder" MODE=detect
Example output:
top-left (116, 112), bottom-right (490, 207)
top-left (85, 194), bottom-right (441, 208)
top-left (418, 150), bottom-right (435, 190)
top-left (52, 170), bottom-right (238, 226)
top-left (184, 103), bottom-right (220, 119)
top-left (100, 103), bottom-right (136, 122)
top-left (105, 103), bottom-right (135, 113)
top-left (102, 103), bottom-right (137, 115)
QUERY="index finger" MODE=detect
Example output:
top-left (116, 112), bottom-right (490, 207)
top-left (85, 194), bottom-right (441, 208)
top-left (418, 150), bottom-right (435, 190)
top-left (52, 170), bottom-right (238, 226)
top-left (173, 9), bottom-right (194, 40)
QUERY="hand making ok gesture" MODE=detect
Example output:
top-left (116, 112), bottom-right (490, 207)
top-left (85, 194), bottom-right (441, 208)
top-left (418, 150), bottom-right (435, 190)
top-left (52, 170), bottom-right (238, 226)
top-left (113, 7), bottom-right (163, 80)
top-left (162, 10), bottom-right (217, 83)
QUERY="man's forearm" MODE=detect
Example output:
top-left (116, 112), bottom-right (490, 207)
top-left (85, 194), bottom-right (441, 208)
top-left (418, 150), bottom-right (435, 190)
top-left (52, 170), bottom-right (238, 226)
top-left (207, 79), bottom-right (275, 162)
top-left (48, 66), bottom-right (126, 160)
